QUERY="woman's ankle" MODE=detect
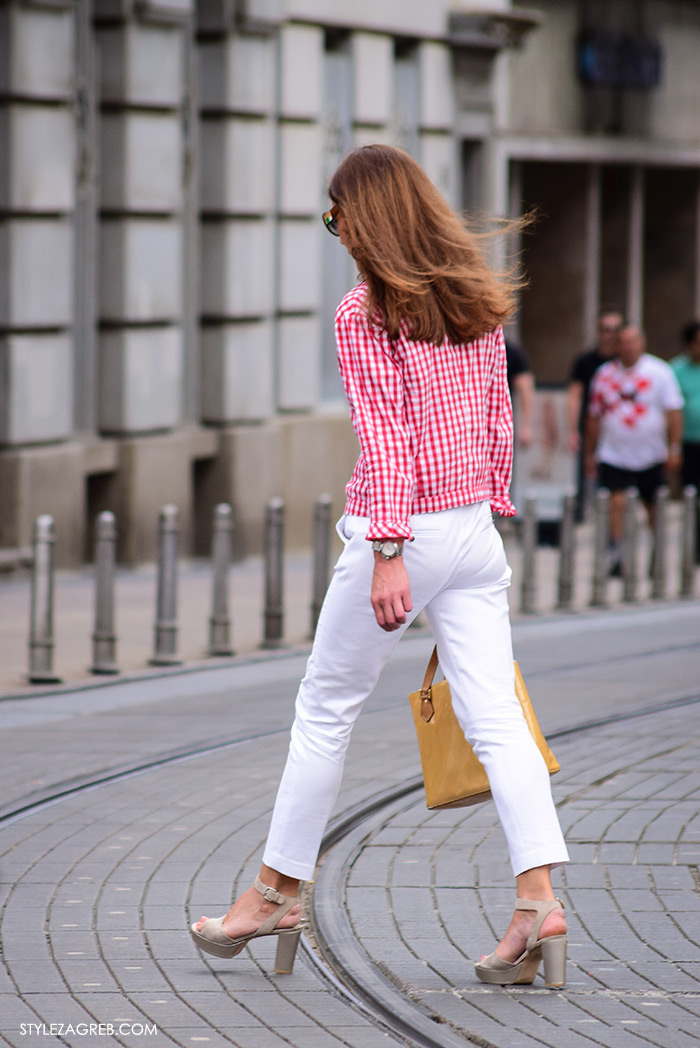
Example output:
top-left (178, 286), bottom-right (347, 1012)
top-left (259, 864), bottom-right (300, 899)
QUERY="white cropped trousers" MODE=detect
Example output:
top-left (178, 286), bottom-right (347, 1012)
top-left (263, 502), bottom-right (569, 881)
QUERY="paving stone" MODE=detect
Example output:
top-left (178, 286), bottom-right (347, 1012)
top-left (2, 609), bottom-right (700, 1048)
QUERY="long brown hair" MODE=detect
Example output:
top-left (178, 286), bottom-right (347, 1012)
top-left (328, 144), bottom-right (521, 345)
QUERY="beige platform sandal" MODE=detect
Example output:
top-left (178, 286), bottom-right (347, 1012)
top-left (474, 898), bottom-right (567, 988)
top-left (189, 876), bottom-right (302, 974)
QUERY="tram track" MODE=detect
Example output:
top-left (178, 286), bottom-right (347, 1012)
top-left (1, 627), bottom-right (699, 1048)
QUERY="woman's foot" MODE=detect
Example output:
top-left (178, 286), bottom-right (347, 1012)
top-left (492, 898), bottom-right (567, 963)
top-left (475, 898), bottom-right (568, 987)
top-left (193, 883), bottom-right (301, 939)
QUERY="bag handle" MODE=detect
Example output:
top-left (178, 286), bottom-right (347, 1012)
top-left (418, 646), bottom-right (440, 722)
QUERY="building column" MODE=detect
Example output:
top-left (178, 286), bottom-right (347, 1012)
top-left (92, 0), bottom-right (202, 562)
top-left (0, 2), bottom-right (76, 447)
top-left (583, 164), bottom-right (602, 346)
top-left (94, 3), bottom-right (191, 435)
top-left (276, 22), bottom-right (324, 410)
top-left (626, 165), bottom-right (645, 328)
top-left (0, 1), bottom-right (81, 558)
top-left (198, 11), bottom-right (278, 425)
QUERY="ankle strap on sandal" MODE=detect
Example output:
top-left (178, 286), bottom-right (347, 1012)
top-left (515, 897), bottom-right (565, 952)
top-left (254, 876), bottom-right (287, 905)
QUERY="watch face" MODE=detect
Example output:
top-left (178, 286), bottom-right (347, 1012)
top-left (372, 540), bottom-right (402, 558)
top-left (376, 540), bottom-right (400, 558)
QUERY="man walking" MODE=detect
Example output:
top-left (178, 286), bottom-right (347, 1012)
top-left (567, 310), bottom-right (623, 520)
top-left (585, 325), bottom-right (683, 575)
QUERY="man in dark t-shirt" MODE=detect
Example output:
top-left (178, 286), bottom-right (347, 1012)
top-left (505, 340), bottom-right (534, 448)
top-left (566, 311), bottom-right (623, 520)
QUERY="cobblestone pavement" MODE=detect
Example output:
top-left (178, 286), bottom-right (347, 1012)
top-left (323, 702), bottom-right (700, 1047)
top-left (0, 604), bottom-right (699, 1048)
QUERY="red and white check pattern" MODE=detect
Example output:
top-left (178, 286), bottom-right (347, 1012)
top-left (335, 283), bottom-right (515, 541)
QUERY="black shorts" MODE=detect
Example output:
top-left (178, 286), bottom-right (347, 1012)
top-left (597, 462), bottom-right (667, 504)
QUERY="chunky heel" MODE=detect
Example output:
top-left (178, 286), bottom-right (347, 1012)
top-left (541, 934), bottom-right (567, 988)
top-left (274, 928), bottom-right (302, 974)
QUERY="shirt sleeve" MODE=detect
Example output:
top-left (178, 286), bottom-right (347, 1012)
top-left (486, 327), bottom-right (516, 518)
top-left (505, 341), bottom-right (529, 385)
top-left (660, 362), bottom-right (684, 411)
top-left (587, 368), bottom-right (605, 417)
top-left (335, 302), bottom-right (415, 540)
top-left (570, 352), bottom-right (589, 384)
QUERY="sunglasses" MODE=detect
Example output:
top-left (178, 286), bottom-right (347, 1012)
top-left (322, 203), bottom-right (340, 236)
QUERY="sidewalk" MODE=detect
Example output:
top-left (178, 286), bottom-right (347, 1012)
top-left (0, 509), bottom-right (694, 697)
top-left (1, 601), bottom-right (699, 1047)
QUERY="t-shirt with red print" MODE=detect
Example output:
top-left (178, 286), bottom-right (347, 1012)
top-left (588, 354), bottom-right (683, 470)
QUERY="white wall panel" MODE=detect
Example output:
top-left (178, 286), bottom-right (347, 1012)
top-left (101, 113), bottom-right (182, 212)
top-left (507, 1), bottom-right (579, 136)
top-left (99, 327), bottom-right (183, 433)
top-left (201, 322), bottom-right (274, 421)
top-left (1, 106), bottom-right (75, 211)
top-left (0, 336), bottom-right (73, 444)
top-left (279, 220), bottom-right (321, 312)
top-left (650, 26), bottom-right (700, 144)
top-left (98, 24), bottom-right (183, 107)
top-left (200, 117), bottom-right (275, 213)
top-left (100, 220), bottom-right (182, 321)
top-left (0, 220), bottom-right (73, 327)
top-left (0, 8), bottom-right (74, 99)
top-left (280, 24), bottom-right (323, 118)
top-left (419, 132), bottom-right (456, 207)
top-left (201, 219), bottom-right (275, 317)
top-left (199, 35), bottom-right (275, 113)
top-left (352, 33), bottom-right (393, 126)
top-left (278, 316), bottom-right (321, 410)
top-left (279, 123), bottom-right (322, 214)
top-left (419, 42), bottom-right (453, 130)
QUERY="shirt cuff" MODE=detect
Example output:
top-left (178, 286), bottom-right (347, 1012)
top-left (366, 520), bottom-right (413, 542)
top-left (489, 495), bottom-right (516, 518)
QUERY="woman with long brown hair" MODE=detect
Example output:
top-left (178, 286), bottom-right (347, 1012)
top-left (191, 144), bottom-right (569, 987)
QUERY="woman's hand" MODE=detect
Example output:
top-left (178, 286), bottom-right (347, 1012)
top-left (371, 555), bottom-right (413, 632)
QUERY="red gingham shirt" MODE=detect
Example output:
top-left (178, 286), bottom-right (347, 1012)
top-left (335, 283), bottom-right (515, 541)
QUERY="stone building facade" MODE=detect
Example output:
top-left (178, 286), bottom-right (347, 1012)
top-left (1, 0), bottom-right (699, 565)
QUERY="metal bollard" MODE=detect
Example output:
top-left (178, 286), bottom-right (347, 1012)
top-left (519, 495), bottom-right (537, 614)
top-left (28, 515), bottom-right (61, 683)
top-left (91, 511), bottom-right (119, 674)
top-left (209, 503), bottom-right (234, 657)
top-left (556, 493), bottom-right (576, 610)
top-left (681, 484), bottom-right (698, 597)
top-left (310, 494), bottom-right (333, 636)
top-left (262, 497), bottom-right (285, 649)
top-left (150, 504), bottom-right (182, 666)
top-left (590, 488), bottom-right (610, 607)
top-left (650, 486), bottom-right (669, 600)
top-left (621, 487), bottom-right (639, 603)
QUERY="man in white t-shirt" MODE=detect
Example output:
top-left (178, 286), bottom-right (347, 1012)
top-left (585, 325), bottom-right (683, 574)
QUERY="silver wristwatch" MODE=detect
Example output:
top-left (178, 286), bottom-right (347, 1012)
top-left (371, 539), bottom-right (403, 560)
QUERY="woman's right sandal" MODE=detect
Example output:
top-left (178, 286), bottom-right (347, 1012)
top-left (189, 876), bottom-right (302, 974)
top-left (474, 898), bottom-right (567, 988)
